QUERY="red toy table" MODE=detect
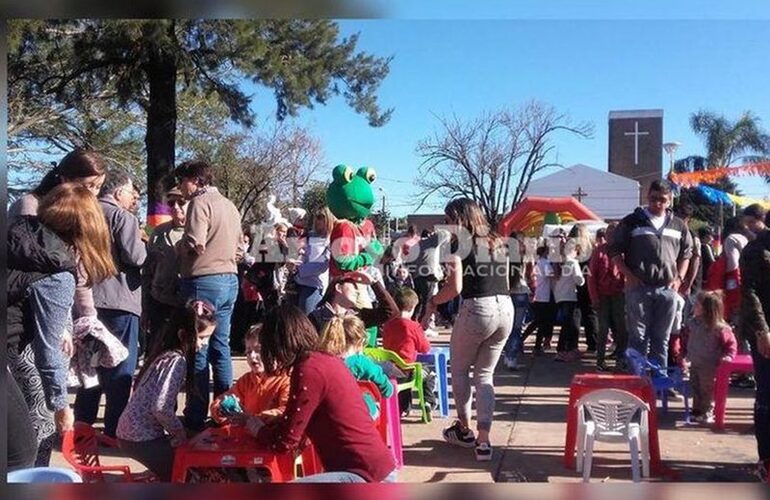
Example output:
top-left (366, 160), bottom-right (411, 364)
top-left (564, 373), bottom-right (664, 475)
top-left (171, 425), bottom-right (297, 483)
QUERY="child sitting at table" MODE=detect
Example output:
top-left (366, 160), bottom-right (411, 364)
top-left (210, 325), bottom-right (290, 425)
top-left (116, 300), bottom-right (216, 482)
top-left (381, 287), bottom-right (438, 417)
top-left (318, 314), bottom-right (393, 419)
top-left (686, 290), bottom-right (738, 424)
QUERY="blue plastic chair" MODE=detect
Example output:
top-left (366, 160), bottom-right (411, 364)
top-left (417, 346), bottom-right (451, 418)
top-left (8, 467), bottom-right (83, 483)
top-left (625, 347), bottom-right (691, 423)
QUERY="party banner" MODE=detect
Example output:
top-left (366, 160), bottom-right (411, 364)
top-left (726, 193), bottom-right (770, 209)
top-left (696, 185), bottom-right (734, 206)
top-left (669, 161), bottom-right (770, 187)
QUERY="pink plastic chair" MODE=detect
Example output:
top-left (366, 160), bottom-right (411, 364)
top-left (384, 378), bottom-right (404, 468)
top-left (357, 379), bottom-right (404, 468)
top-left (713, 354), bottom-right (754, 430)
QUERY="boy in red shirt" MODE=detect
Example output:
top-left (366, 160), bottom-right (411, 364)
top-left (382, 288), bottom-right (438, 416)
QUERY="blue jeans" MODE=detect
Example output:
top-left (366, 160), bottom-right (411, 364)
top-left (180, 273), bottom-right (239, 430)
top-left (292, 469), bottom-right (398, 483)
top-left (503, 293), bottom-right (530, 362)
top-left (74, 309), bottom-right (140, 437)
top-left (297, 284), bottom-right (324, 315)
top-left (749, 336), bottom-right (770, 462)
top-left (27, 272), bottom-right (76, 411)
top-left (625, 285), bottom-right (678, 369)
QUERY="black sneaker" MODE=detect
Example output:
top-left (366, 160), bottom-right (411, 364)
top-left (596, 361), bottom-right (609, 372)
top-left (442, 421), bottom-right (476, 448)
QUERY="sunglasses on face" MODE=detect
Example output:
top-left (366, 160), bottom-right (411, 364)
top-left (167, 199), bottom-right (186, 208)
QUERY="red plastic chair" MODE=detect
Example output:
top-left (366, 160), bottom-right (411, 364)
top-left (564, 374), bottom-right (663, 475)
top-left (713, 354), bottom-right (754, 431)
top-left (62, 422), bottom-right (157, 483)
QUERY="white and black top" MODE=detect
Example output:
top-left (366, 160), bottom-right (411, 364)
top-left (608, 207), bottom-right (694, 287)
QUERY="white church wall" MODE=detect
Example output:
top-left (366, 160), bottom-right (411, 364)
top-left (524, 164), bottom-right (639, 220)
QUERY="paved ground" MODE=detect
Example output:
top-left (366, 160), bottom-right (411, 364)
top-left (52, 327), bottom-right (760, 482)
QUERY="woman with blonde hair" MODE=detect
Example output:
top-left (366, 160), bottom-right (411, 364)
top-left (7, 183), bottom-right (116, 466)
top-left (296, 206), bottom-right (336, 314)
top-left (422, 198), bottom-right (513, 462)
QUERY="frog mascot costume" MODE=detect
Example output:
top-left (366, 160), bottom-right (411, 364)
top-left (326, 164), bottom-right (384, 278)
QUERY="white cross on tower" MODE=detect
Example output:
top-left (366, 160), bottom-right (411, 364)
top-left (624, 121), bottom-right (649, 166)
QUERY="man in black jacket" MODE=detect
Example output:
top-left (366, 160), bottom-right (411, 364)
top-left (740, 213), bottom-right (770, 481)
top-left (609, 180), bottom-right (693, 370)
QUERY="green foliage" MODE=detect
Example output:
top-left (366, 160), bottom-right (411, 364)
top-left (690, 110), bottom-right (770, 169)
top-left (9, 19), bottom-right (393, 203)
top-left (300, 180), bottom-right (330, 219)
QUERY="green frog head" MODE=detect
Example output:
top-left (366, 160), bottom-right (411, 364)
top-left (326, 164), bottom-right (377, 223)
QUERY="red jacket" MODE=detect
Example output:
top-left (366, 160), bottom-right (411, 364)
top-left (705, 254), bottom-right (742, 321)
top-left (588, 243), bottom-right (625, 303)
top-left (382, 317), bottom-right (431, 363)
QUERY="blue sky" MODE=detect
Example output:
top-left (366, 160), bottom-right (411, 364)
top-left (243, 18), bottom-right (770, 216)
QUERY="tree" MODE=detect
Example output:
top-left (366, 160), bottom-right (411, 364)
top-left (690, 110), bottom-right (770, 169)
top-left (673, 155), bottom-right (739, 228)
top-left (176, 104), bottom-right (328, 225)
top-left (300, 180), bottom-right (330, 219)
top-left (415, 101), bottom-right (593, 225)
top-left (9, 19), bottom-right (393, 208)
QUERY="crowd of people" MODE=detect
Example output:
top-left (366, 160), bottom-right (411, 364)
top-left (6, 148), bottom-right (770, 482)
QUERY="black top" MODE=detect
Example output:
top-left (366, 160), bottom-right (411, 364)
top-left (454, 238), bottom-right (510, 299)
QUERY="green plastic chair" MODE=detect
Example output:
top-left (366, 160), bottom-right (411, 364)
top-left (364, 347), bottom-right (431, 423)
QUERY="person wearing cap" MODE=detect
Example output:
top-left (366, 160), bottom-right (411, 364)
top-left (308, 269), bottom-right (399, 339)
top-left (141, 187), bottom-right (189, 356)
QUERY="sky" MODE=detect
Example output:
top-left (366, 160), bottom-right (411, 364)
top-left (241, 16), bottom-right (770, 217)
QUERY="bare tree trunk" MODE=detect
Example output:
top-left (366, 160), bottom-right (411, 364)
top-left (144, 45), bottom-right (178, 211)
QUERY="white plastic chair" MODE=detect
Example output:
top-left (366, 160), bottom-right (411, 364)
top-left (575, 388), bottom-right (650, 482)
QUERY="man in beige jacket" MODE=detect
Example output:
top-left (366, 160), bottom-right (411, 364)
top-left (175, 160), bottom-right (243, 431)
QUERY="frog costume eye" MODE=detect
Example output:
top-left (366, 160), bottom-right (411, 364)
top-left (332, 164), bottom-right (355, 184)
top-left (357, 167), bottom-right (376, 184)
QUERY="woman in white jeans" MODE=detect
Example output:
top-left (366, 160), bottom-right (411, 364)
top-left (422, 198), bottom-right (513, 462)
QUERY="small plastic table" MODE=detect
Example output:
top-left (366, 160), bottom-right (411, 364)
top-left (171, 425), bottom-right (297, 483)
top-left (417, 346), bottom-right (450, 418)
top-left (564, 373), bottom-right (664, 475)
top-left (713, 354), bottom-right (754, 431)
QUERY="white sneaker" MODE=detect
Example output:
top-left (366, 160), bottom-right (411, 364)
top-left (424, 328), bottom-right (439, 338)
top-left (475, 441), bottom-right (493, 461)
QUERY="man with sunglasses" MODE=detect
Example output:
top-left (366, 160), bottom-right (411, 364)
top-left (142, 187), bottom-right (188, 357)
top-left (174, 160), bottom-right (243, 433)
top-left (608, 180), bottom-right (693, 371)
